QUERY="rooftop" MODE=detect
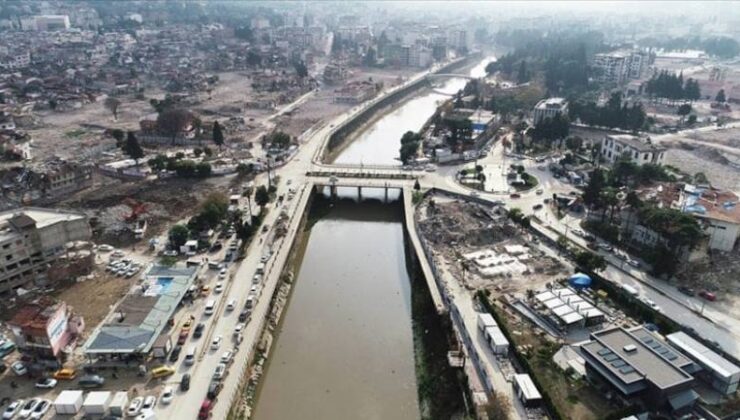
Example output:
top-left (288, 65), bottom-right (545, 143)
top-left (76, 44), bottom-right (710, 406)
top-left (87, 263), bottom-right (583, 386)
top-left (667, 331), bottom-right (740, 380)
top-left (84, 265), bottom-right (197, 355)
top-left (607, 134), bottom-right (666, 153)
top-left (582, 326), bottom-right (693, 390)
top-left (535, 97), bottom-right (568, 110)
top-left (681, 186), bottom-right (740, 225)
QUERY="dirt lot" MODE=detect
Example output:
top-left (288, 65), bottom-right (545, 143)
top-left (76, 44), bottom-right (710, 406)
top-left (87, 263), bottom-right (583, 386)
top-left (417, 198), bottom-right (567, 295)
top-left (664, 146), bottom-right (740, 191)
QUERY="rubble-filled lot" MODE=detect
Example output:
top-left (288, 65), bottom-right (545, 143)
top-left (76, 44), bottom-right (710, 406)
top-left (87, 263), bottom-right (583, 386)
top-left (677, 246), bottom-right (740, 320)
top-left (416, 197), bottom-right (568, 295)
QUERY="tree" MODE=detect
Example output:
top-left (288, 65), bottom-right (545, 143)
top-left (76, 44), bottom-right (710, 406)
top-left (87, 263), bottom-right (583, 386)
top-left (583, 168), bottom-right (606, 208)
top-left (715, 89), bottom-right (726, 103)
top-left (157, 108), bottom-right (192, 145)
top-left (255, 185), bottom-right (270, 208)
top-left (122, 131), bottom-right (144, 165)
top-left (168, 224), bottom-right (190, 248)
top-left (485, 391), bottom-right (512, 420)
top-left (574, 251), bottom-right (607, 272)
top-left (363, 46), bottom-right (377, 67)
top-left (104, 97), bottom-right (121, 120)
top-left (268, 131), bottom-right (291, 149)
top-left (413, 179), bottom-right (421, 191)
top-left (212, 120), bottom-right (224, 150)
top-left (677, 103), bottom-right (692, 123)
top-left (399, 131), bottom-right (421, 165)
top-left (148, 155), bottom-right (168, 172)
top-left (516, 60), bottom-right (528, 84)
top-left (694, 172), bottom-right (709, 184)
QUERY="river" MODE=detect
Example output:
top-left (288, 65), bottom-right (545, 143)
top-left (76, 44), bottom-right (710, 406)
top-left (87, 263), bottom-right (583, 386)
top-left (333, 56), bottom-right (495, 166)
top-left (253, 189), bottom-right (420, 420)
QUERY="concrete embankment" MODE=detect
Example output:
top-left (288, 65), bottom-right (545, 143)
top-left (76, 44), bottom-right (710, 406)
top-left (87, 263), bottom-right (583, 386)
top-left (321, 53), bottom-right (483, 163)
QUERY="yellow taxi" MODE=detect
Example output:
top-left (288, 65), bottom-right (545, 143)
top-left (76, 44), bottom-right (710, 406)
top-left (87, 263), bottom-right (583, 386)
top-left (53, 368), bottom-right (77, 380)
top-left (151, 365), bottom-right (176, 379)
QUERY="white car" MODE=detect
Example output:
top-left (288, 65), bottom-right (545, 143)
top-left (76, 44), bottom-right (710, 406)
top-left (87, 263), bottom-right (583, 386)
top-left (2, 400), bottom-right (24, 420)
top-left (220, 350), bottom-right (233, 364)
top-left (28, 400), bottom-right (49, 420)
top-left (141, 396), bottom-right (157, 411)
top-left (11, 361), bottom-right (27, 376)
top-left (234, 323), bottom-right (244, 336)
top-left (642, 297), bottom-right (661, 311)
top-left (127, 397), bottom-right (144, 416)
top-left (218, 268), bottom-right (227, 279)
top-left (18, 399), bottom-right (39, 419)
top-left (160, 386), bottom-right (174, 405)
top-left (211, 335), bottom-right (222, 350)
top-left (34, 378), bottom-right (57, 389)
top-left (214, 282), bottom-right (224, 294)
top-left (226, 299), bottom-right (236, 311)
top-left (213, 363), bottom-right (226, 380)
top-left (627, 259), bottom-right (640, 268)
top-left (98, 244), bottom-right (114, 252)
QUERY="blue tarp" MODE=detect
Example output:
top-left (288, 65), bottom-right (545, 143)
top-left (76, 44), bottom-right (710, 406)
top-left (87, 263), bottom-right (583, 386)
top-left (568, 273), bottom-right (592, 289)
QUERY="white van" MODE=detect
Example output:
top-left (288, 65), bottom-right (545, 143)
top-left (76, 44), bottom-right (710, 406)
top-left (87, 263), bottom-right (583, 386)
top-left (204, 300), bottom-right (216, 315)
top-left (622, 284), bottom-right (639, 296)
top-left (184, 346), bottom-right (197, 366)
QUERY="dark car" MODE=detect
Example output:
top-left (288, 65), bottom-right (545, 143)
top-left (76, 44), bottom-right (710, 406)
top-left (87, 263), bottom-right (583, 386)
top-left (509, 193), bottom-right (521, 199)
top-left (238, 309), bottom-right (250, 323)
top-left (699, 290), bottom-right (717, 301)
top-left (198, 400), bottom-right (213, 420)
top-left (207, 381), bottom-right (222, 399)
top-left (169, 345), bottom-right (182, 363)
top-left (78, 374), bottom-right (105, 388)
top-left (180, 373), bottom-right (191, 392)
top-left (678, 286), bottom-right (695, 296)
top-left (193, 323), bottom-right (205, 339)
top-left (209, 242), bottom-right (223, 253)
top-left (532, 204), bottom-right (543, 210)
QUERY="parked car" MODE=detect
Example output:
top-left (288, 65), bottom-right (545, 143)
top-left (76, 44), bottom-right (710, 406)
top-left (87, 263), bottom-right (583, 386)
top-left (207, 381), bottom-right (222, 399)
top-left (34, 378), bottom-right (57, 389)
top-left (220, 350), bottom-right (233, 364)
top-left (11, 361), bottom-right (27, 376)
top-left (509, 193), bottom-right (521, 199)
top-left (151, 366), bottom-right (175, 379)
top-left (212, 363), bottom-right (226, 380)
top-left (78, 375), bottom-right (105, 388)
top-left (536, 188), bottom-right (544, 195)
top-left (169, 345), bottom-right (182, 362)
top-left (141, 396), bottom-right (156, 411)
top-left (180, 374), bottom-right (191, 392)
top-left (2, 399), bottom-right (24, 420)
top-left (127, 397), bottom-right (144, 417)
top-left (198, 400), bottom-right (213, 420)
top-left (699, 290), bottom-right (717, 301)
top-left (238, 309), bottom-right (250, 323)
top-left (226, 299), bottom-right (236, 311)
top-left (678, 286), bottom-right (696, 296)
top-left (53, 368), bottom-right (76, 380)
top-left (160, 386), bottom-right (175, 405)
top-left (18, 399), bottom-right (39, 419)
top-left (177, 330), bottom-right (189, 345)
top-left (214, 282), bottom-right (224, 294)
top-left (532, 204), bottom-right (543, 210)
top-left (28, 400), bottom-right (49, 420)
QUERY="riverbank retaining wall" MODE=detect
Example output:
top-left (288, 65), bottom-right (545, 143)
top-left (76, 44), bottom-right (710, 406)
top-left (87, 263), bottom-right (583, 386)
top-left (322, 53), bottom-right (483, 161)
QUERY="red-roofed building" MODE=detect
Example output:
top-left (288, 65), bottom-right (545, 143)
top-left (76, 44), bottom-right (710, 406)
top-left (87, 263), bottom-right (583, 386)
top-left (7, 297), bottom-right (83, 360)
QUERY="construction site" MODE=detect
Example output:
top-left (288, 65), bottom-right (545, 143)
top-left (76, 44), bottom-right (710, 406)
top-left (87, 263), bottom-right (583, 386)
top-left (416, 196), bottom-right (568, 296)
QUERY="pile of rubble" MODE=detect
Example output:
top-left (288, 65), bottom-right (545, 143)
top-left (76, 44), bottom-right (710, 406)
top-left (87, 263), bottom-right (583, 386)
top-left (417, 200), bottom-right (515, 249)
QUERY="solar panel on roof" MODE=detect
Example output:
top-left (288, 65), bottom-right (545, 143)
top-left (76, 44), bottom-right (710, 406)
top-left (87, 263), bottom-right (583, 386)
top-left (611, 360), bottom-right (626, 368)
top-left (604, 354), bottom-right (619, 362)
top-left (658, 347), bottom-right (670, 355)
top-left (665, 352), bottom-right (678, 361)
top-left (597, 348), bottom-right (612, 356)
top-left (649, 341), bottom-right (661, 349)
top-left (641, 337), bottom-right (654, 344)
top-left (620, 366), bottom-right (635, 374)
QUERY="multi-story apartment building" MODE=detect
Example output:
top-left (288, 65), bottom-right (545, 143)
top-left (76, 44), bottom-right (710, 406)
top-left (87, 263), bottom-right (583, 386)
top-left (0, 207), bottom-right (90, 294)
top-left (533, 98), bottom-right (569, 124)
top-left (592, 50), bottom-right (648, 85)
top-left (600, 134), bottom-right (666, 165)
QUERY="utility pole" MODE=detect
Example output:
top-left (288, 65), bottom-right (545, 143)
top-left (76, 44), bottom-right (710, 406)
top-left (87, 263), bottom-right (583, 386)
top-left (266, 158), bottom-right (272, 189)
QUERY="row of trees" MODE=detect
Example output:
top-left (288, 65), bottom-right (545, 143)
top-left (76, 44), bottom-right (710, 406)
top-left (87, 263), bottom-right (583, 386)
top-left (147, 153), bottom-right (212, 178)
top-left (645, 71), bottom-right (701, 101)
top-left (569, 92), bottom-right (647, 132)
top-left (529, 114), bottom-right (570, 145)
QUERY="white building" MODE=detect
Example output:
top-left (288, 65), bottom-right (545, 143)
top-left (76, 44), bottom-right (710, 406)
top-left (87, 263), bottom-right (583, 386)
top-left (448, 29), bottom-right (471, 51)
top-left (0, 51), bottom-right (30, 70)
top-left (409, 44), bottom-right (433, 68)
top-left (0, 208), bottom-right (91, 294)
top-left (533, 98), bottom-right (569, 125)
top-left (600, 134), bottom-right (666, 166)
top-left (678, 185), bottom-right (740, 252)
top-left (667, 332), bottom-right (740, 395)
top-left (23, 15), bottom-right (71, 31)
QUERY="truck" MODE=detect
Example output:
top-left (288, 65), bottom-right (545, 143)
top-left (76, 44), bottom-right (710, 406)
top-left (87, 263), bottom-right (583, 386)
top-left (477, 313), bottom-right (496, 333)
top-left (108, 392), bottom-right (128, 417)
top-left (622, 284), bottom-right (639, 296)
top-left (152, 334), bottom-right (172, 359)
top-left (54, 390), bottom-right (84, 415)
